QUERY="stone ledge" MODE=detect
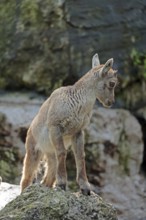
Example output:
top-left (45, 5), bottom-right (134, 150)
top-left (0, 184), bottom-right (117, 220)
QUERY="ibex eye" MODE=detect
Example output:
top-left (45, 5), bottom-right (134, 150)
top-left (109, 82), bottom-right (115, 88)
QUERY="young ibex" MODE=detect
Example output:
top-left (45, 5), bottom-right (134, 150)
top-left (20, 54), bottom-right (118, 195)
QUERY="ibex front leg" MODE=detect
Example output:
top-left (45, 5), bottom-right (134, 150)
top-left (72, 131), bottom-right (90, 195)
top-left (50, 126), bottom-right (67, 190)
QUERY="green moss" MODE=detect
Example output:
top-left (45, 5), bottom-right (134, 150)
top-left (0, 145), bottom-right (20, 183)
top-left (0, 1), bottom-right (16, 57)
top-left (118, 131), bottom-right (130, 175)
top-left (0, 185), bottom-right (117, 220)
top-left (0, 0), bottom-right (70, 93)
top-left (130, 49), bottom-right (146, 79)
top-left (20, 0), bottom-right (43, 27)
top-left (117, 49), bottom-right (146, 109)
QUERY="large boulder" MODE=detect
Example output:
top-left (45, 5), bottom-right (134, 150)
top-left (85, 107), bottom-right (143, 181)
top-left (84, 108), bottom-right (146, 220)
top-left (0, 184), bottom-right (117, 220)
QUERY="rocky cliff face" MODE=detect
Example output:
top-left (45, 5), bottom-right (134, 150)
top-left (0, 0), bottom-right (146, 97)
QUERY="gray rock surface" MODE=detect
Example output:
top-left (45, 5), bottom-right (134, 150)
top-left (101, 175), bottom-right (146, 220)
top-left (0, 184), bottom-right (117, 220)
top-left (85, 107), bottom-right (143, 179)
top-left (0, 0), bottom-right (146, 97)
top-left (84, 108), bottom-right (146, 220)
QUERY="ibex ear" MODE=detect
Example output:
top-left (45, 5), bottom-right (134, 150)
top-left (99, 58), bottom-right (113, 77)
top-left (92, 53), bottom-right (100, 68)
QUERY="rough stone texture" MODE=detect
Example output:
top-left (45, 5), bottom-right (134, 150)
top-left (0, 0), bottom-right (146, 97)
top-left (84, 107), bottom-right (146, 220)
top-left (0, 184), bottom-right (117, 220)
top-left (85, 107), bottom-right (143, 180)
top-left (101, 175), bottom-right (146, 220)
top-left (0, 0), bottom-right (70, 93)
top-left (136, 107), bottom-right (146, 177)
top-left (0, 112), bottom-right (21, 183)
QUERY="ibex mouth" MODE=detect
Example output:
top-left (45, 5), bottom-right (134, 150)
top-left (103, 99), bottom-right (114, 108)
top-left (97, 96), bottom-right (114, 108)
top-left (99, 99), bottom-right (113, 108)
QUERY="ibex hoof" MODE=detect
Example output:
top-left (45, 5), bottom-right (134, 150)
top-left (33, 178), bottom-right (37, 183)
top-left (81, 188), bottom-right (91, 196)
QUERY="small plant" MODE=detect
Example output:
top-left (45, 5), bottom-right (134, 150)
top-left (130, 49), bottom-right (146, 80)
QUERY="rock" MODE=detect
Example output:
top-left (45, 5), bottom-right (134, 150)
top-left (101, 175), bottom-right (146, 220)
top-left (85, 107), bottom-right (143, 180)
top-left (0, 0), bottom-right (146, 97)
top-left (0, 184), bottom-right (117, 220)
top-left (84, 107), bottom-right (146, 220)
top-left (0, 0), bottom-right (69, 93)
top-left (0, 182), bottom-right (20, 211)
top-left (136, 107), bottom-right (146, 177)
top-left (137, 107), bottom-right (146, 120)
top-left (0, 92), bottom-right (44, 183)
top-left (0, 112), bottom-right (21, 183)
top-left (118, 49), bottom-right (146, 111)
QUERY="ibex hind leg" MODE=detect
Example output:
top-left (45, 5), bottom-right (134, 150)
top-left (41, 152), bottom-right (57, 187)
top-left (20, 131), bottom-right (42, 192)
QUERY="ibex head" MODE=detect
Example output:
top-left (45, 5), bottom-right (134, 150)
top-left (92, 53), bottom-right (118, 108)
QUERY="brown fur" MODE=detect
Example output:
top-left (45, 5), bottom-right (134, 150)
top-left (20, 54), bottom-right (118, 195)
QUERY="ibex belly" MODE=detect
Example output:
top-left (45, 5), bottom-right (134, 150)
top-left (35, 125), bottom-right (72, 153)
top-left (34, 111), bottom-right (90, 153)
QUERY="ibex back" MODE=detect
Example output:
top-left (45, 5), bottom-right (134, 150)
top-left (20, 54), bottom-right (118, 195)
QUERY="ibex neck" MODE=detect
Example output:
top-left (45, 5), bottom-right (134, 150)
top-left (73, 70), bottom-right (97, 107)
